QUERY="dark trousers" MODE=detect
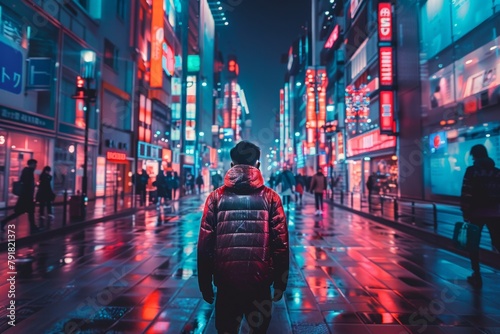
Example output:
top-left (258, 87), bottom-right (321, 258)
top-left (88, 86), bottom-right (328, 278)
top-left (137, 188), bottom-right (146, 205)
top-left (470, 218), bottom-right (500, 273)
top-left (1, 201), bottom-right (36, 228)
top-left (314, 192), bottom-right (323, 210)
top-left (282, 195), bottom-right (291, 210)
top-left (39, 200), bottom-right (53, 216)
top-left (215, 286), bottom-right (272, 334)
top-left (295, 192), bottom-right (303, 204)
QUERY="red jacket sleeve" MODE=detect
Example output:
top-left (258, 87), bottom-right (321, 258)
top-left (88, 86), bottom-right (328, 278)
top-left (197, 191), bottom-right (218, 292)
top-left (269, 192), bottom-right (289, 292)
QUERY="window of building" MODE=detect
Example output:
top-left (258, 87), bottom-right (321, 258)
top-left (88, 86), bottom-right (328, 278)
top-left (116, 0), bottom-right (125, 20)
top-left (104, 39), bottom-right (119, 71)
top-left (73, 0), bottom-right (102, 19)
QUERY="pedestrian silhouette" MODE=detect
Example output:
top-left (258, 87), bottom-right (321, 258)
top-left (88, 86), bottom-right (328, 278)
top-left (460, 144), bottom-right (500, 288)
top-left (197, 141), bottom-right (289, 333)
top-left (132, 169), bottom-right (149, 206)
top-left (310, 169), bottom-right (327, 216)
top-left (196, 173), bottom-right (204, 194)
top-left (36, 166), bottom-right (56, 221)
top-left (276, 166), bottom-right (295, 211)
top-left (1, 159), bottom-right (40, 233)
top-left (295, 173), bottom-right (305, 205)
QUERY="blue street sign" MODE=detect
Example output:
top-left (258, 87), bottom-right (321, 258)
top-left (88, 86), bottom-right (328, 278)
top-left (0, 39), bottom-right (23, 95)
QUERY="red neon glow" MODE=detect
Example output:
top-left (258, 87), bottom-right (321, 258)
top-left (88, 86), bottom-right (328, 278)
top-left (379, 46), bottom-right (393, 86)
top-left (150, 0), bottom-right (164, 87)
top-left (106, 151), bottom-right (127, 162)
top-left (347, 128), bottom-right (396, 156)
top-left (324, 25), bottom-right (339, 49)
top-left (379, 90), bottom-right (394, 133)
top-left (378, 2), bottom-right (392, 43)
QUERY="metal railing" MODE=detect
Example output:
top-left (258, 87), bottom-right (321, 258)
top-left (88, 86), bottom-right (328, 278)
top-left (327, 189), bottom-right (494, 250)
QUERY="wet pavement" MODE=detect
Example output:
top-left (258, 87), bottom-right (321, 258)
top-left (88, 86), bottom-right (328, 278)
top-left (1, 194), bottom-right (499, 333)
top-left (0, 195), bottom-right (137, 245)
top-left (330, 192), bottom-right (495, 251)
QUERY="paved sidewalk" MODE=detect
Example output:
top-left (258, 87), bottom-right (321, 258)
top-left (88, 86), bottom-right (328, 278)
top-left (0, 195), bottom-right (142, 250)
top-left (328, 192), bottom-right (496, 252)
top-left (1, 194), bottom-right (499, 333)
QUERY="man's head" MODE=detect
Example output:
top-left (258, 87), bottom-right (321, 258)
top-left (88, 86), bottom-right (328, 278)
top-left (470, 144), bottom-right (488, 161)
top-left (230, 141), bottom-right (261, 168)
top-left (27, 159), bottom-right (37, 168)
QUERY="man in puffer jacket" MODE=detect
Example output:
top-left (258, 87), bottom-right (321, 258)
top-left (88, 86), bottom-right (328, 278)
top-left (197, 141), bottom-right (289, 334)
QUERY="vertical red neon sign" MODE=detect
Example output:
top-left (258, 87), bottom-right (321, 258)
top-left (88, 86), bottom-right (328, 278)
top-left (378, 2), bottom-right (392, 42)
top-left (150, 0), bottom-right (164, 88)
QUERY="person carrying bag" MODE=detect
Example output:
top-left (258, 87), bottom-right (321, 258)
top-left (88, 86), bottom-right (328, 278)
top-left (460, 144), bottom-right (500, 289)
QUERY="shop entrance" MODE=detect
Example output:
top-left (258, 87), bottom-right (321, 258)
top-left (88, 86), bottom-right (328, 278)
top-left (8, 151), bottom-right (33, 206)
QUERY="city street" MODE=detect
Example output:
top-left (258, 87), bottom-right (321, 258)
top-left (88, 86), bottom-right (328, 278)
top-left (1, 194), bottom-right (499, 334)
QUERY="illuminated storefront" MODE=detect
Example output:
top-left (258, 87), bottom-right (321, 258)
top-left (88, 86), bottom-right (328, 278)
top-left (419, 0), bottom-right (500, 200)
top-left (346, 129), bottom-right (397, 196)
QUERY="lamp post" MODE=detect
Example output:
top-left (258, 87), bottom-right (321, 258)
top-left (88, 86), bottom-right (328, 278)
top-left (77, 50), bottom-right (97, 217)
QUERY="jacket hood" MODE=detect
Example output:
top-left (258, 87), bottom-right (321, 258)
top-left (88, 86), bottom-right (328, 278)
top-left (474, 157), bottom-right (495, 169)
top-left (224, 165), bottom-right (264, 192)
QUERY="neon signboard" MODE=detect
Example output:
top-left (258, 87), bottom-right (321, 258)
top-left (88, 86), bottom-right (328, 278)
top-left (379, 90), bottom-right (394, 134)
top-left (150, 0), bottom-right (164, 88)
top-left (378, 3), bottom-right (392, 43)
top-left (379, 47), bottom-right (393, 86)
top-left (324, 25), bottom-right (340, 49)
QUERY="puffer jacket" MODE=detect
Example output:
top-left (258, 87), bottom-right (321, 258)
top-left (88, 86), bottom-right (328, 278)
top-left (197, 165), bottom-right (289, 293)
top-left (461, 157), bottom-right (500, 220)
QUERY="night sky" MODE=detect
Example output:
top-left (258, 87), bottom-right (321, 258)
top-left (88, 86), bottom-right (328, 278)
top-left (218, 0), bottom-right (310, 155)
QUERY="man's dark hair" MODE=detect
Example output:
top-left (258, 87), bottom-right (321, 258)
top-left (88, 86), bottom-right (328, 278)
top-left (27, 159), bottom-right (37, 165)
top-left (230, 141), bottom-right (260, 166)
top-left (470, 144), bottom-right (488, 160)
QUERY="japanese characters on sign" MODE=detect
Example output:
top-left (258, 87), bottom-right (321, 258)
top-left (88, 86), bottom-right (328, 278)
top-left (0, 39), bottom-right (23, 95)
top-left (0, 106), bottom-right (54, 130)
top-left (378, 1), bottom-right (396, 135)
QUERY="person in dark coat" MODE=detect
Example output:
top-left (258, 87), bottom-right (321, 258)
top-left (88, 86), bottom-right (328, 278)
top-left (36, 166), bottom-right (55, 220)
top-left (276, 166), bottom-right (296, 211)
top-left (172, 172), bottom-right (180, 200)
top-left (460, 144), bottom-right (500, 288)
top-left (196, 173), bottom-right (204, 194)
top-left (211, 172), bottom-right (223, 190)
top-left (133, 169), bottom-right (149, 205)
top-left (154, 170), bottom-right (168, 208)
top-left (1, 159), bottom-right (40, 232)
top-left (197, 141), bottom-right (289, 334)
top-left (310, 169), bottom-right (327, 215)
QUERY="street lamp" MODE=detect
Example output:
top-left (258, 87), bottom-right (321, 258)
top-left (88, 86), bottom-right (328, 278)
top-left (72, 49), bottom-right (97, 218)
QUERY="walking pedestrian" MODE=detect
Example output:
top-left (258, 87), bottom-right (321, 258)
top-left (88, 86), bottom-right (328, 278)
top-left (197, 141), bottom-right (289, 334)
top-left (154, 170), bottom-right (168, 208)
top-left (36, 166), bottom-right (56, 220)
top-left (196, 173), bottom-right (204, 194)
top-left (165, 171), bottom-right (174, 201)
top-left (1, 159), bottom-right (40, 233)
top-left (133, 169), bottom-right (149, 205)
top-left (460, 144), bottom-right (500, 288)
top-left (211, 172), bottom-right (223, 191)
top-left (310, 169), bottom-right (327, 215)
top-left (277, 166), bottom-right (295, 211)
top-left (172, 172), bottom-right (180, 200)
top-left (295, 173), bottom-right (305, 205)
